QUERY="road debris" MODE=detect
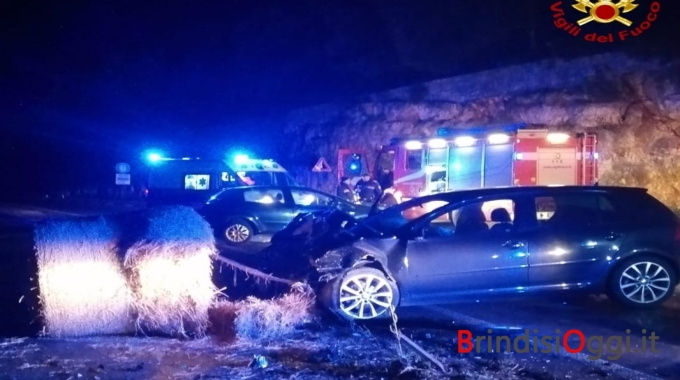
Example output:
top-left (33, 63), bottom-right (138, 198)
top-left (249, 354), bottom-right (268, 368)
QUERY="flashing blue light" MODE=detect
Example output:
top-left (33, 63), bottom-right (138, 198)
top-left (144, 151), bottom-right (164, 163)
top-left (349, 163), bottom-right (359, 170)
top-left (234, 154), bottom-right (249, 164)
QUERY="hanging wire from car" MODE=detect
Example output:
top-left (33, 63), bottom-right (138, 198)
top-left (389, 304), bottom-right (404, 358)
top-left (389, 304), bottom-right (449, 373)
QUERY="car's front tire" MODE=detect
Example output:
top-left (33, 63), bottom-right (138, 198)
top-left (323, 267), bottom-right (400, 320)
top-left (608, 256), bottom-right (677, 308)
top-left (223, 218), bottom-right (254, 244)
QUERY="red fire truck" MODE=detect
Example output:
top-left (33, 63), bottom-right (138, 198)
top-left (338, 125), bottom-right (598, 202)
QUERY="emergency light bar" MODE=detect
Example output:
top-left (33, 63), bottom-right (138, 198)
top-left (147, 153), bottom-right (162, 162)
top-left (454, 136), bottom-right (476, 147)
top-left (487, 133), bottom-right (511, 144)
top-left (546, 133), bottom-right (570, 144)
top-left (152, 156), bottom-right (200, 161)
top-left (234, 154), bottom-right (250, 164)
top-left (428, 139), bottom-right (447, 149)
top-left (398, 126), bottom-right (573, 150)
top-left (405, 141), bottom-right (423, 150)
top-left (144, 150), bottom-right (201, 164)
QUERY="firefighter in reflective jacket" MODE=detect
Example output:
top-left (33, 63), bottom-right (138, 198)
top-left (336, 177), bottom-right (354, 202)
top-left (355, 173), bottom-right (382, 203)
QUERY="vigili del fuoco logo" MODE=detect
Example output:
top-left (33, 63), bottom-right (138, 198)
top-left (551, 0), bottom-right (660, 43)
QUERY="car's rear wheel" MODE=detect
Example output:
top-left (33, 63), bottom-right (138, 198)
top-left (324, 267), bottom-right (399, 320)
top-left (609, 256), bottom-right (677, 308)
top-left (223, 219), bottom-right (254, 244)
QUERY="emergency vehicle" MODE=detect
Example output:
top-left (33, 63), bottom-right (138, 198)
top-left (145, 154), bottom-right (299, 207)
top-left (339, 124), bottom-right (598, 202)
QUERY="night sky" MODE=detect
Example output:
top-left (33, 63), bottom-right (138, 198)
top-left (1, 0), bottom-right (679, 198)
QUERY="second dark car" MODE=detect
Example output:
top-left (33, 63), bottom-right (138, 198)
top-left (199, 186), bottom-right (371, 244)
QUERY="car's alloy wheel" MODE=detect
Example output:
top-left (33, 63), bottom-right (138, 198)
top-left (225, 222), bottom-right (251, 243)
top-left (619, 261), bottom-right (672, 304)
top-left (336, 268), bottom-right (396, 320)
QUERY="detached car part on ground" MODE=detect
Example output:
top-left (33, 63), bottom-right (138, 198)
top-left (265, 186), bottom-right (680, 321)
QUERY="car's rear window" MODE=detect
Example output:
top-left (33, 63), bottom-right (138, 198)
top-left (610, 191), bottom-right (677, 225)
top-left (531, 190), bottom-right (643, 228)
top-left (532, 189), bottom-right (676, 228)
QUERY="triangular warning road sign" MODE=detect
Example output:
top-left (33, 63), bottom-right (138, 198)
top-left (312, 157), bottom-right (332, 172)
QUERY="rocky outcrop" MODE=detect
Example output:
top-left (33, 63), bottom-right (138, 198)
top-left (279, 53), bottom-right (680, 211)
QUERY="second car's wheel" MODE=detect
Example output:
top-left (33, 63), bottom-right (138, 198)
top-left (223, 219), bottom-right (254, 244)
top-left (608, 256), bottom-right (677, 308)
top-left (325, 267), bottom-right (399, 320)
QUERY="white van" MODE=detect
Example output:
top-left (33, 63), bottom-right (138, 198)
top-left (146, 156), bottom-right (299, 207)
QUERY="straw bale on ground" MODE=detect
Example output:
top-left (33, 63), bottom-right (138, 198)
top-left (124, 206), bottom-right (218, 337)
top-left (34, 217), bottom-right (132, 337)
top-left (233, 283), bottom-right (315, 340)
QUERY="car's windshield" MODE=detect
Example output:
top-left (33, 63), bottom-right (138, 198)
top-left (357, 197), bottom-right (454, 234)
top-left (289, 188), bottom-right (344, 207)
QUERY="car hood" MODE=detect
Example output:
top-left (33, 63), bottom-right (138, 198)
top-left (264, 209), bottom-right (399, 279)
top-left (271, 209), bottom-right (364, 251)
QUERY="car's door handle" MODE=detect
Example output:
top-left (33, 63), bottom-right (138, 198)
top-left (502, 240), bottom-right (525, 249)
top-left (604, 232), bottom-right (622, 241)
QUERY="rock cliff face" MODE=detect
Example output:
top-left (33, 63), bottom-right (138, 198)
top-left (279, 53), bottom-right (680, 211)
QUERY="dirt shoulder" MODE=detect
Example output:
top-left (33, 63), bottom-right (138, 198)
top-left (0, 318), bottom-right (658, 380)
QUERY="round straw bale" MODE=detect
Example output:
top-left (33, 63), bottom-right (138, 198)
top-left (124, 206), bottom-right (218, 337)
top-left (34, 217), bottom-right (133, 337)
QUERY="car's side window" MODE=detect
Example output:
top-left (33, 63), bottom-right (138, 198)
top-left (610, 192), bottom-right (676, 226)
top-left (406, 149), bottom-right (422, 170)
top-left (421, 198), bottom-right (516, 238)
top-left (401, 200), bottom-right (451, 221)
top-left (243, 189), bottom-right (285, 204)
top-left (291, 189), bottom-right (333, 206)
top-left (534, 193), bottom-right (617, 227)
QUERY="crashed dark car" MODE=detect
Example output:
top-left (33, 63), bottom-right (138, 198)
top-left (267, 186), bottom-right (680, 320)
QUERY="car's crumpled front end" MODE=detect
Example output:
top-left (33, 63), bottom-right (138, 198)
top-left (263, 208), bottom-right (404, 284)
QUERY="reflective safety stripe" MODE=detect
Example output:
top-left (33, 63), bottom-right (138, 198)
top-left (394, 170), bottom-right (425, 184)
